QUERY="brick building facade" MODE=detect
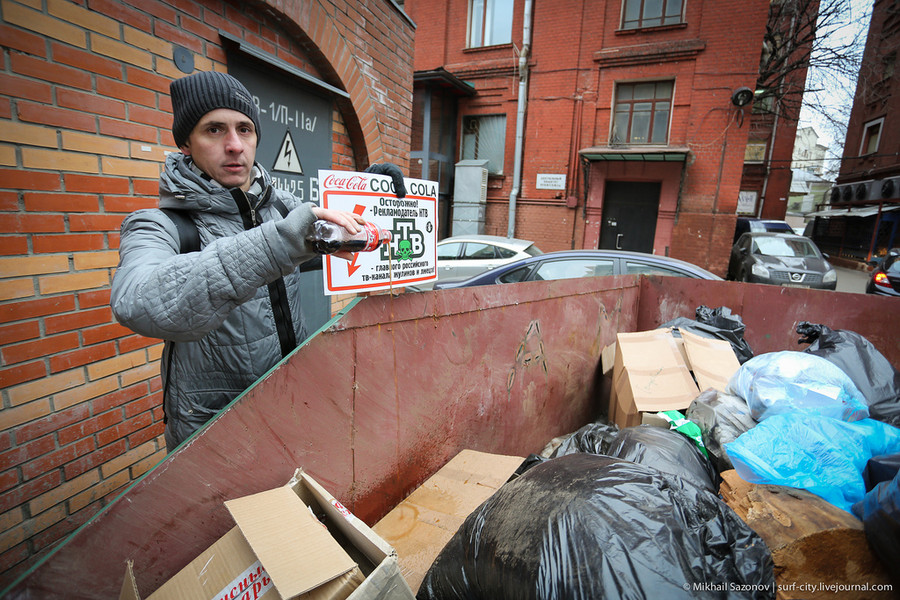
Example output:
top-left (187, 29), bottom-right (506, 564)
top-left (404, 0), bottom-right (771, 275)
top-left (0, 0), bottom-right (413, 587)
top-left (816, 0), bottom-right (900, 262)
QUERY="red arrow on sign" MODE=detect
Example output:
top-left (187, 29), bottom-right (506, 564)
top-left (346, 204), bottom-right (367, 277)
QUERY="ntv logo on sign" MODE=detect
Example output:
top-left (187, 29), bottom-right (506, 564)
top-left (384, 219), bottom-right (425, 261)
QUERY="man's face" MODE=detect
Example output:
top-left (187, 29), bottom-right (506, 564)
top-left (179, 108), bottom-right (258, 191)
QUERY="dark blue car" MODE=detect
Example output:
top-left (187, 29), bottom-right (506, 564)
top-left (866, 248), bottom-right (900, 297)
top-left (432, 249), bottom-right (721, 290)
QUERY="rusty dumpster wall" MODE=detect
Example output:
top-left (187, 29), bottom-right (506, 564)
top-left (635, 277), bottom-right (899, 366)
top-left (6, 276), bottom-right (898, 599)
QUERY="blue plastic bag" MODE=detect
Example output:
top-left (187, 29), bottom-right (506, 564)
top-left (726, 351), bottom-right (868, 422)
top-left (852, 471), bottom-right (900, 569)
top-left (726, 414), bottom-right (900, 513)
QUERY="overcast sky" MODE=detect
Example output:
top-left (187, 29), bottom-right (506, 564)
top-left (799, 0), bottom-right (873, 156)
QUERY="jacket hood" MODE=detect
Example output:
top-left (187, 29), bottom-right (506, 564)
top-left (159, 152), bottom-right (271, 214)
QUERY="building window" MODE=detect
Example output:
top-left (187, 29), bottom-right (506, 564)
top-left (861, 118), bottom-right (883, 155)
top-left (468, 0), bottom-right (514, 48)
top-left (883, 52), bottom-right (895, 81)
top-left (622, 0), bottom-right (684, 30)
top-left (461, 115), bottom-right (506, 174)
top-left (612, 81), bottom-right (673, 145)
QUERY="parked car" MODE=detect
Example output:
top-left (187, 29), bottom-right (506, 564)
top-left (411, 235), bottom-right (543, 290)
top-left (727, 232), bottom-right (837, 290)
top-left (733, 217), bottom-right (795, 243)
top-left (866, 248), bottom-right (900, 297)
top-left (432, 249), bottom-right (721, 290)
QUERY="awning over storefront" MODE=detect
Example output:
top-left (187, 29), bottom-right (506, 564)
top-left (579, 146), bottom-right (691, 161)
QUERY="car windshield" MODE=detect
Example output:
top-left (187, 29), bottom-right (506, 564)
top-left (752, 237), bottom-right (820, 258)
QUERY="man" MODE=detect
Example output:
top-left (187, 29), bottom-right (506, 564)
top-left (111, 71), bottom-right (404, 451)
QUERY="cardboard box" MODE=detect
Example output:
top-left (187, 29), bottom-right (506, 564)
top-left (609, 328), bottom-right (742, 429)
top-left (372, 449), bottom-right (525, 593)
top-left (121, 469), bottom-right (415, 600)
top-left (679, 329), bottom-right (740, 393)
top-left (610, 328), bottom-right (699, 429)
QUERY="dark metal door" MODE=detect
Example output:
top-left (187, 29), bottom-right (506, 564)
top-left (229, 54), bottom-right (334, 335)
top-left (599, 181), bottom-right (660, 253)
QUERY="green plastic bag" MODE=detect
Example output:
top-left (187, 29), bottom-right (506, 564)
top-left (658, 410), bottom-right (709, 458)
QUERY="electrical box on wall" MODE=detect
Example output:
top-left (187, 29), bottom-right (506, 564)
top-left (451, 160), bottom-right (489, 235)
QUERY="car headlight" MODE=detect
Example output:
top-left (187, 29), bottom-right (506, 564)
top-left (823, 269), bottom-right (837, 283)
top-left (751, 262), bottom-right (770, 278)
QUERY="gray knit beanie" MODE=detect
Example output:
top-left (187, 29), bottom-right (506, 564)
top-left (170, 71), bottom-right (261, 147)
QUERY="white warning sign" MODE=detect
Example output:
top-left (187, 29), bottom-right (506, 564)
top-left (272, 130), bottom-right (303, 174)
top-left (318, 169), bottom-right (438, 295)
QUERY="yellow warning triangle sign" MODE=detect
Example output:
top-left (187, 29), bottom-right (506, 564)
top-left (273, 130), bottom-right (304, 174)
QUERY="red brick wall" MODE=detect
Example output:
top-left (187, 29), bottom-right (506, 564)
top-left (406, 0), bottom-right (772, 275)
top-left (0, 0), bottom-right (412, 587)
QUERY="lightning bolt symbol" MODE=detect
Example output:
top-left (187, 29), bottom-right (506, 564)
top-left (284, 144), bottom-right (292, 167)
top-left (346, 204), bottom-right (367, 277)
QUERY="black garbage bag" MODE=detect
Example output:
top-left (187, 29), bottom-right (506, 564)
top-left (508, 454), bottom-right (548, 482)
top-left (606, 424), bottom-right (720, 494)
top-left (417, 453), bottom-right (775, 600)
top-left (686, 389), bottom-right (757, 475)
top-left (797, 321), bottom-right (900, 426)
top-left (852, 469), bottom-right (900, 582)
top-left (550, 420), bottom-right (619, 458)
top-left (861, 452), bottom-right (900, 492)
top-left (662, 305), bottom-right (754, 364)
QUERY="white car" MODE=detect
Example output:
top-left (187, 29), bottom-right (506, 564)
top-left (412, 235), bottom-right (543, 290)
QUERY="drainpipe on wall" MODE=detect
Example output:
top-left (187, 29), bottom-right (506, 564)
top-left (507, 0), bottom-right (533, 238)
top-left (759, 9), bottom-right (797, 219)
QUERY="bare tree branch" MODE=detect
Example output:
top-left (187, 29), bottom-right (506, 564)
top-left (756, 0), bottom-right (868, 136)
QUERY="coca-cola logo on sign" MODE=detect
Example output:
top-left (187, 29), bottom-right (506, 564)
top-left (323, 173), bottom-right (368, 191)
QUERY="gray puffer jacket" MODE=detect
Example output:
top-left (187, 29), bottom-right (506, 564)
top-left (111, 153), bottom-right (319, 450)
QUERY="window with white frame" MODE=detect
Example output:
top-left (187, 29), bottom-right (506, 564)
top-left (860, 118), bottom-right (883, 155)
top-left (468, 0), bottom-right (514, 48)
top-left (612, 81), bottom-right (673, 145)
top-left (461, 115), bottom-right (506, 174)
top-left (621, 0), bottom-right (684, 30)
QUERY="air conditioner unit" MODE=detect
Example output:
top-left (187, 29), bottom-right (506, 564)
top-left (830, 184), bottom-right (853, 204)
top-left (853, 181), bottom-right (880, 202)
top-left (879, 176), bottom-right (900, 200)
top-left (829, 186), bottom-right (842, 205)
top-left (853, 180), bottom-right (877, 202)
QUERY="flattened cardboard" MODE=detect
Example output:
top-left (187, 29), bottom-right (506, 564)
top-left (225, 486), bottom-right (357, 597)
top-left (611, 329), bottom-right (700, 429)
top-left (679, 329), bottom-right (741, 393)
top-left (373, 449), bottom-right (525, 593)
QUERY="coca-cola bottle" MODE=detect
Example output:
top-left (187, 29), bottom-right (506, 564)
top-left (306, 219), bottom-right (392, 254)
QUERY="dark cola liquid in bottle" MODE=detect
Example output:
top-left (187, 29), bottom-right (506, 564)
top-left (307, 219), bottom-right (392, 254)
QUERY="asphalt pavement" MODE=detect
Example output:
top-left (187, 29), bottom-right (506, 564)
top-left (834, 266), bottom-right (871, 294)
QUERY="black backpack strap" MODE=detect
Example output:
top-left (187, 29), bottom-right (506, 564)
top-left (157, 209), bottom-right (200, 427)
top-left (270, 194), bottom-right (290, 218)
top-left (160, 208), bottom-right (200, 254)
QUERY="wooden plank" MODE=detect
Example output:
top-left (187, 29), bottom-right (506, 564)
top-left (719, 470), bottom-right (892, 599)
